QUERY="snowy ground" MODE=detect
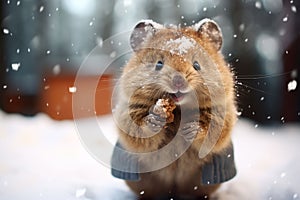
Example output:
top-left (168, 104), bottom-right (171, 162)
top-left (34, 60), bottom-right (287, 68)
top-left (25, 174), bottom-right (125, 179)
top-left (0, 110), bottom-right (300, 200)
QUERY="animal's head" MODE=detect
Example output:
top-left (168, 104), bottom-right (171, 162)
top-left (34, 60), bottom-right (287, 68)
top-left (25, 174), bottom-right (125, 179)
top-left (121, 19), bottom-right (234, 107)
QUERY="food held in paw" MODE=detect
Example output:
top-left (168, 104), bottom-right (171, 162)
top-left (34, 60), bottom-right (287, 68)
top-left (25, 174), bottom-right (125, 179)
top-left (152, 98), bottom-right (176, 123)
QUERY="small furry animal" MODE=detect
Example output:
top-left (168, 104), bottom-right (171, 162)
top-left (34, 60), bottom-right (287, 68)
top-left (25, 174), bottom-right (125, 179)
top-left (111, 19), bottom-right (237, 199)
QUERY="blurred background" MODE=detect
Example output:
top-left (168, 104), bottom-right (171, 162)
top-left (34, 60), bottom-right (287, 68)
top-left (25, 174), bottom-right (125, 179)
top-left (0, 0), bottom-right (299, 124)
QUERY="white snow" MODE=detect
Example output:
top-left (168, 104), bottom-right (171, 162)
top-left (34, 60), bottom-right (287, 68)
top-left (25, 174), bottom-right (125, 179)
top-left (288, 80), bottom-right (297, 91)
top-left (193, 18), bottom-right (216, 32)
top-left (164, 36), bottom-right (196, 55)
top-left (96, 37), bottom-right (103, 47)
top-left (0, 111), bottom-right (300, 200)
top-left (75, 187), bottom-right (87, 198)
top-left (110, 51), bottom-right (117, 58)
top-left (53, 64), bottom-right (61, 75)
top-left (255, 1), bottom-right (262, 9)
top-left (291, 5), bottom-right (297, 13)
top-left (239, 24), bottom-right (245, 32)
top-left (3, 28), bottom-right (9, 34)
top-left (39, 6), bottom-right (44, 13)
top-left (136, 19), bottom-right (163, 30)
top-left (68, 86), bottom-right (77, 93)
top-left (11, 63), bottom-right (21, 71)
top-left (291, 69), bottom-right (298, 78)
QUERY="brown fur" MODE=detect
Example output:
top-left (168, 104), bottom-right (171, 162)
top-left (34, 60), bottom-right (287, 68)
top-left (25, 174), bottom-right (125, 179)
top-left (114, 20), bottom-right (237, 199)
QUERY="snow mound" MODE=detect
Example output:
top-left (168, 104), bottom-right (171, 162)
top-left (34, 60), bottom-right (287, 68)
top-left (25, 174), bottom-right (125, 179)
top-left (0, 110), bottom-right (299, 199)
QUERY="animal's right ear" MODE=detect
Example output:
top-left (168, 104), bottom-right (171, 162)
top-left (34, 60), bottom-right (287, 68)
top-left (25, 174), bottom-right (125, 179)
top-left (130, 20), bottom-right (163, 51)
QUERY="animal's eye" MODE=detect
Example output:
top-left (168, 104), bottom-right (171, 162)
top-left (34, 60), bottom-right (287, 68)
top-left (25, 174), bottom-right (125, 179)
top-left (155, 61), bottom-right (164, 71)
top-left (193, 61), bottom-right (201, 71)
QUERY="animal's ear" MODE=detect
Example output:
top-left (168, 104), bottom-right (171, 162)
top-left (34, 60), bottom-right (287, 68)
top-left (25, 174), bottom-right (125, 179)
top-left (130, 20), bottom-right (163, 51)
top-left (194, 19), bottom-right (223, 51)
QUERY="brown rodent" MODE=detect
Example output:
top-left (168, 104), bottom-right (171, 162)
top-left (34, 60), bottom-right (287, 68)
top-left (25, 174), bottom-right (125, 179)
top-left (112, 19), bottom-right (237, 199)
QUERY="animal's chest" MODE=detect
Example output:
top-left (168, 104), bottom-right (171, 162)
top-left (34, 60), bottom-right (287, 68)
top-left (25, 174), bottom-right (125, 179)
top-left (146, 148), bottom-right (204, 184)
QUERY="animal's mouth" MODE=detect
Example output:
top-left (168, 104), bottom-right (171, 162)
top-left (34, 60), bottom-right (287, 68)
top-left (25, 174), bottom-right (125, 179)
top-left (169, 92), bottom-right (186, 103)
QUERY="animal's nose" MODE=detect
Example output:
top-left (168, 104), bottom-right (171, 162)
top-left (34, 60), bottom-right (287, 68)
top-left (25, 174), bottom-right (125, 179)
top-left (172, 74), bottom-right (185, 89)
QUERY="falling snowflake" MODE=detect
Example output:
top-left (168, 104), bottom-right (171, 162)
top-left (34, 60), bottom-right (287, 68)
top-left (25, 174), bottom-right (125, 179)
top-left (271, 132), bottom-right (275, 136)
top-left (282, 16), bottom-right (288, 22)
top-left (3, 28), bottom-right (9, 34)
top-left (53, 64), bottom-right (61, 75)
top-left (291, 5), bottom-right (297, 13)
top-left (236, 111), bottom-right (242, 116)
top-left (291, 69), bottom-right (298, 78)
top-left (11, 63), bottom-right (21, 71)
top-left (239, 24), bottom-right (245, 32)
top-left (69, 86), bottom-right (77, 93)
top-left (287, 80), bottom-right (297, 91)
top-left (39, 6), bottom-right (44, 12)
top-left (255, 1), bottom-right (262, 9)
top-left (110, 51), bottom-right (117, 58)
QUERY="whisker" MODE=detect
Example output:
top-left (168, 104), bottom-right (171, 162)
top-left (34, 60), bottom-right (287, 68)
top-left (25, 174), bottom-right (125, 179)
top-left (235, 71), bottom-right (292, 80)
top-left (235, 81), bottom-right (273, 95)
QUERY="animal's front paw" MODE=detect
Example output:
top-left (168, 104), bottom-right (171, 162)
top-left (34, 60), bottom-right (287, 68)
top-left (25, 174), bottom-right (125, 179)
top-left (144, 113), bottom-right (166, 133)
top-left (179, 121), bottom-right (201, 142)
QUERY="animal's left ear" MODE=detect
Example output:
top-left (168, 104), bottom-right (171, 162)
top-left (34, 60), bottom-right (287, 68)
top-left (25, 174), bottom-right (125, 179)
top-left (193, 19), bottom-right (223, 51)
